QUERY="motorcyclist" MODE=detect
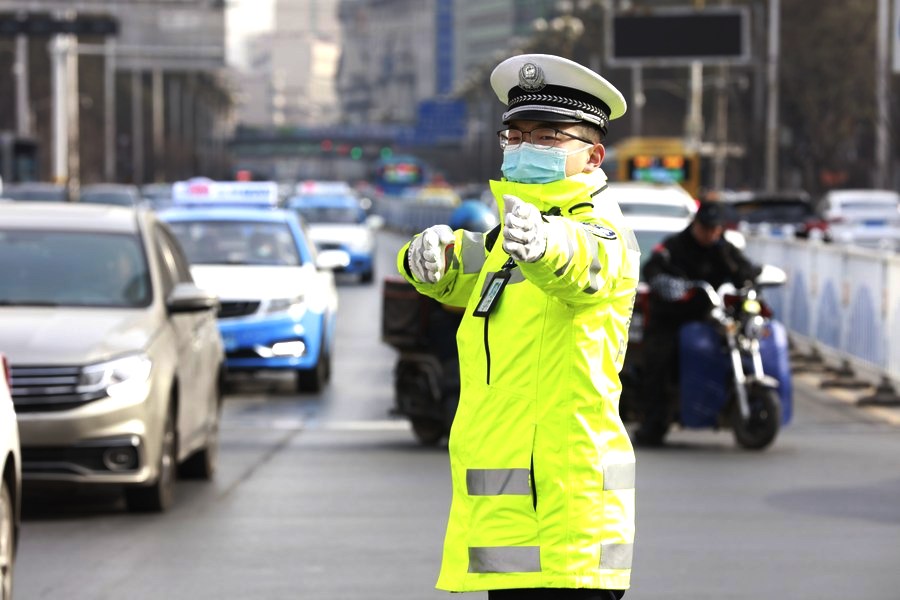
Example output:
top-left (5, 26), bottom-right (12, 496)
top-left (634, 201), bottom-right (761, 446)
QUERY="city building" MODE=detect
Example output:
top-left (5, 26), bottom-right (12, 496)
top-left (453, 0), bottom-right (558, 87)
top-left (235, 0), bottom-right (341, 128)
top-left (0, 0), bottom-right (231, 185)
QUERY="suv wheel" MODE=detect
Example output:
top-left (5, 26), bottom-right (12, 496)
top-left (296, 341), bottom-right (330, 393)
top-left (126, 405), bottom-right (177, 512)
top-left (179, 379), bottom-right (222, 480)
top-left (0, 479), bottom-right (14, 600)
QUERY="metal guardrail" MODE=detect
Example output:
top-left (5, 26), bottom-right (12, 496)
top-left (374, 196), bottom-right (456, 235)
top-left (746, 234), bottom-right (900, 401)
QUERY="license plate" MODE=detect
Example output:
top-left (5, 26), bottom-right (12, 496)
top-left (864, 219), bottom-right (886, 226)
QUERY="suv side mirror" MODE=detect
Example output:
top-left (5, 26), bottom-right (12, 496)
top-left (167, 282), bottom-right (219, 313)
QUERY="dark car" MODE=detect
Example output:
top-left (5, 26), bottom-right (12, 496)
top-left (719, 190), bottom-right (829, 240)
top-left (1, 182), bottom-right (67, 202)
top-left (79, 183), bottom-right (143, 207)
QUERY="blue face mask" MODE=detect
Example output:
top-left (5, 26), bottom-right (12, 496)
top-left (501, 142), bottom-right (588, 184)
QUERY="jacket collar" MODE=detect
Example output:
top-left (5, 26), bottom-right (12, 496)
top-left (489, 169), bottom-right (608, 215)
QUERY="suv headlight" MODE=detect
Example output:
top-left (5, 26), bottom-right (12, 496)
top-left (265, 295), bottom-right (306, 317)
top-left (78, 354), bottom-right (153, 399)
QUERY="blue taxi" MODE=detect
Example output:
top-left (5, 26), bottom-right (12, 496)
top-left (286, 181), bottom-right (377, 283)
top-left (159, 180), bottom-right (344, 392)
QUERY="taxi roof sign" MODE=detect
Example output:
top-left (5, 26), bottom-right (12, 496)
top-left (172, 180), bottom-right (279, 207)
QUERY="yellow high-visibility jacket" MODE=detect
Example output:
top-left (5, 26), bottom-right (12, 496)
top-left (397, 171), bottom-right (640, 592)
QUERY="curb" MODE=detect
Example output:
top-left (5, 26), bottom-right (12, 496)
top-left (793, 371), bottom-right (900, 426)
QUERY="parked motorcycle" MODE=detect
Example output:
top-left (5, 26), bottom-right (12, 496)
top-left (381, 275), bottom-right (462, 445)
top-left (623, 265), bottom-right (792, 450)
top-left (381, 201), bottom-right (497, 445)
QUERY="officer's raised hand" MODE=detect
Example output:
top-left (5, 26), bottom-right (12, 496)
top-left (408, 224), bottom-right (454, 283)
top-left (502, 194), bottom-right (546, 263)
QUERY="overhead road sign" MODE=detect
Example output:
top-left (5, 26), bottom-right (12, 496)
top-left (0, 13), bottom-right (119, 37)
top-left (607, 7), bottom-right (750, 67)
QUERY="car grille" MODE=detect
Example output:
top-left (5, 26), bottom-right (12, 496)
top-left (10, 365), bottom-right (106, 413)
top-left (317, 242), bottom-right (347, 252)
top-left (218, 301), bottom-right (261, 319)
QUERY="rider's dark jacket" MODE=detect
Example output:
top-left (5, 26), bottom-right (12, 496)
top-left (643, 226), bottom-right (760, 333)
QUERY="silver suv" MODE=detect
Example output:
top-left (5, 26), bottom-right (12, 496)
top-left (0, 202), bottom-right (224, 512)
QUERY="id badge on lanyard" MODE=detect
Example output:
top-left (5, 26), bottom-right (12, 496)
top-left (473, 258), bottom-right (516, 318)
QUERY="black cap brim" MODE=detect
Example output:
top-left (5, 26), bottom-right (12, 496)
top-left (502, 109), bottom-right (581, 125)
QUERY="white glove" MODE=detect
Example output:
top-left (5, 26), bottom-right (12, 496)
top-left (408, 224), bottom-right (454, 283)
top-left (502, 194), bottom-right (546, 263)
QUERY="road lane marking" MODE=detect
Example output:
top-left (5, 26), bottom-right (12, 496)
top-left (222, 418), bottom-right (412, 431)
top-left (320, 420), bottom-right (411, 431)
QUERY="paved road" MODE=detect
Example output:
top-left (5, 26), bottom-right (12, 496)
top-left (13, 230), bottom-right (900, 599)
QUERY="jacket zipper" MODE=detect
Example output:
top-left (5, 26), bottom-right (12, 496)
top-left (483, 317), bottom-right (491, 385)
top-left (482, 258), bottom-right (515, 386)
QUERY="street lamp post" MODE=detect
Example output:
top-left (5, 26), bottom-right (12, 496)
top-left (764, 0), bottom-right (780, 192)
top-left (875, 0), bottom-right (890, 188)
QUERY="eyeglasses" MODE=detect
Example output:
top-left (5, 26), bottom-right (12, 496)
top-left (496, 127), bottom-right (596, 149)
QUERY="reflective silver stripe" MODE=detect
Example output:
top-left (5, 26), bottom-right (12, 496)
top-left (461, 231), bottom-right (487, 274)
top-left (602, 462), bottom-right (635, 490)
top-left (623, 228), bottom-right (640, 253)
top-left (587, 242), bottom-right (603, 287)
top-left (554, 234), bottom-right (577, 277)
top-left (469, 546), bottom-right (542, 573)
top-left (599, 543), bottom-right (634, 570)
top-left (466, 468), bottom-right (531, 496)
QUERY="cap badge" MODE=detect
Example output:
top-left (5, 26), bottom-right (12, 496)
top-left (518, 63), bottom-right (546, 91)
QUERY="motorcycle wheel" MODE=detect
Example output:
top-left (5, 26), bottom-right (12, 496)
top-left (410, 418), bottom-right (445, 446)
top-left (732, 385), bottom-right (781, 450)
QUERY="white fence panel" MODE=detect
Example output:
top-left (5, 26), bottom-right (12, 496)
top-left (747, 236), bottom-right (900, 384)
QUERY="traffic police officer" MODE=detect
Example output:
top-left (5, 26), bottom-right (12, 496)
top-left (398, 54), bottom-right (639, 599)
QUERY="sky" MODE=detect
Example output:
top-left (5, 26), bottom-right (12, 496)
top-left (225, 0), bottom-right (275, 67)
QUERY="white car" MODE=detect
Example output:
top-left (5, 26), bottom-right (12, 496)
top-left (1, 353), bottom-right (21, 599)
top-left (287, 185), bottom-right (378, 284)
top-left (604, 181), bottom-right (698, 220)
top-left (607, 181), bottom-right (746, 249)
top-left (622, 214), bottom-right (692, 344)
top-left (820, 189), bottom-right (900, 249)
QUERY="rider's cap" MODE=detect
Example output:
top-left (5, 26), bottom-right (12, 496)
top-left (490, 54), bottom-right (627, 134)
top-left (696, 202), bottom-right (726, 227)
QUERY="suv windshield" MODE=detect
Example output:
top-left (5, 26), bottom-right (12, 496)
top-left (0, 230), bottom-right (151, 307)
top-left (167, 220), bottom-right (302, 266)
